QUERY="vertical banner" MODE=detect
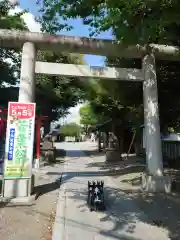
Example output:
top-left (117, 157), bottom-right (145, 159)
top-left (4, 102), bottom-right (36, 179)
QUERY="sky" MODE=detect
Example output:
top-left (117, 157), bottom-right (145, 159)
top-left (17, 0), bottom-right (112, 124)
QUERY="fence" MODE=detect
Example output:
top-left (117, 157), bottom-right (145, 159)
top-left (162, 140), bottom-right (180, 162)
top-left (139, 140), bottom-right (180, 167)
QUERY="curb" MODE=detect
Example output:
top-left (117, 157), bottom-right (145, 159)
top-left (52, 172), bottom-right (66, 240)
top-left (0, 193), bottom-right (37, 206)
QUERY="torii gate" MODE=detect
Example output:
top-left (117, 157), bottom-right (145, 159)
top-left (0, 29), bottom-right (177, 198)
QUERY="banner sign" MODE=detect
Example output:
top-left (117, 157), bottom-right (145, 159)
top-left (4, 102), bottom-right (36, 179)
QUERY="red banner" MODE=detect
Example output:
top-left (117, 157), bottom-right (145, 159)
top-left (9, 103), bottom-right (35, 119)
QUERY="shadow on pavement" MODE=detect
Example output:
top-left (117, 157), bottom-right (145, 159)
top-left (56, 149), bottom-right (66, 158)
top-left (86, 162), bottom-right (145, 179)
top-left (65, 150), bottom-right (88, 158)
top-left (42, 146), bottom-right (180, 239)
top-left (83, 149), bottom-right (105, 157)
top-left (65, 149), bottom-right (104, 158)
top-left (54, 214), bottom-right (141, 240)
top-left (48, 168), bottom-right (179, 238)
top-left (47, 170), bottom-right (132, 178)
top-left (46, 167), bottom-right (144, 183)
top-left (34, 179), bottom-right (61, 199)
top-left (57, 181), bottom-right (168, 239)
top-left (123, 188), bottom-right (180, 240)
top-left (44, 159), bottom-right (65, 167)
top-left (46, 169), bottom-right (170, 239)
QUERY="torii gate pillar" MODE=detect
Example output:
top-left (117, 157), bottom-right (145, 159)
top-left (19, 42), bottom-right (36, 102)
top-left (142, 53), bottom-right (171, 192)
top-left (3, 42), bottom-right (36, 198)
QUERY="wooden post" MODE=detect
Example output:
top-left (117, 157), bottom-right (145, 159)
top-left (35, 117), bottom-right (41, 168)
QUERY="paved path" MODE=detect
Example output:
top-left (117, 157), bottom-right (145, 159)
top-left (53, 142), bottom-right (170, 240)
top-left (0, 155), bottom-right (63, 240)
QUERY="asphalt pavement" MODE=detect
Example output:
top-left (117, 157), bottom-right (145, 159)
top-left (52, 142), bottom-right (170, 240)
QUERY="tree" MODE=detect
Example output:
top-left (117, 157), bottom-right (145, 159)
top-left (35, 50), bottom-right (87, 135)
top-left (37, 0), bottom-right (180, 134)
top-left (0, 2), bottom-right (87, 132)
top-left (0, 0), bottom-right (27, 86)
top-left (79, 103), bottom-right (98, 134)
top-left (60, 123), bottom-right (81, 137)
top-left (36, 51), bottom-right (86, 121)
top-left (37, 0), bottom-right (142, 134)
top-left (105, 56), bottom-right (180, 132)
top-left (37, 0), bottom-right (180, 45)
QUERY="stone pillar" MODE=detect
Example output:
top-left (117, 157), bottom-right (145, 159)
top-left (18, 42), bottom-right (36, 102)
top-left (98, 130), bottom-right (101, 152)
top-left (142, 53), bottom-right (171, 192)
top-left (3, 42), bottom-right (36, 199)
top-left (105, 132), bottom-right (109, 148)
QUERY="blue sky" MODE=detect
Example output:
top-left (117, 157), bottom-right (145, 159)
top-left (18, 0), bottom-right (112, 66)
top-left (18, 0), bottom-right (112, 123)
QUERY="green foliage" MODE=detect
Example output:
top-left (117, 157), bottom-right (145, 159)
top-left (0, 1), bottom-right (87, 121)
top-left (106, 56), bottom-right (180, 131)
top-left (60, 122), bottom-right (81, 137)
top-left (37, 0), bottom-right (180, 45)
top-left (36, 51), bottom-right (86, 120)
top-left (0, 1), bottom-right (27, 86)
top-left (0, 1), bottom-right (26, 30)
top-left (82, 78), bottom-right (131, 123)
top-left (37, 0), bottom-right (180, 132)
top-left (79, 103), bottom-right (97, 126)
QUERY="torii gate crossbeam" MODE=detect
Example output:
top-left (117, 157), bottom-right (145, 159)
top-left (0, 29), bottom-right (180, 60)
top-left (35, 62), bottom-right (144, 81)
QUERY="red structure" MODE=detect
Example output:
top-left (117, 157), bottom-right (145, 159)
top-left (0, 109), bottom-right (7, 175)
top-left (0, 109), bottom-right (8, 143)
top-left (35, 116), bottom-right (49, 166)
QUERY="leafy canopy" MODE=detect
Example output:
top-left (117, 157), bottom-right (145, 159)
top-left (37, 0), bottom-right (180, 45)
top-left (36, 51), bottom-right (86, 120)
top-left (36, 0), bottom-right (180, 132)
top-left (60, 122), bottom-right (81, 137)
top-left (0, 0), bottom-right (27, 86)
top-left (0, 2), bottom-right (86, 121)
top-left (79, 103), bottom-right (98, 127)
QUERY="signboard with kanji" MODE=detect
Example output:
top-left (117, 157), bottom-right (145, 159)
top-left (4, 102), bottom-right (36, 179)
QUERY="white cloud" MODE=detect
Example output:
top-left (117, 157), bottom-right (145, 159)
top-left (8, 0), bottom-right (18, 4)
top-left (22, 12), bottom-right (41, 32)
top-left (64, 103), bottom-right (85, 124)
top-left (8, 6), bottom-right (41, 32)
